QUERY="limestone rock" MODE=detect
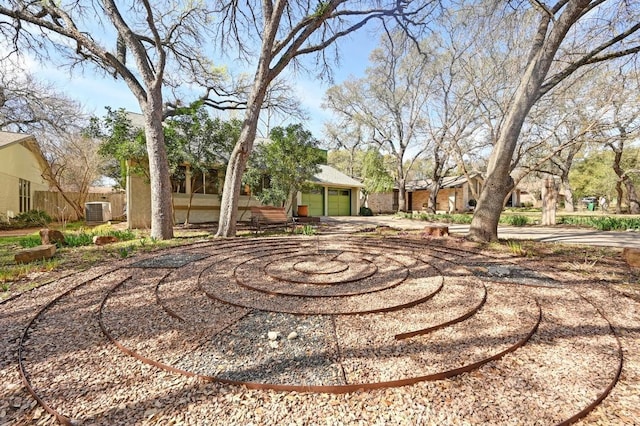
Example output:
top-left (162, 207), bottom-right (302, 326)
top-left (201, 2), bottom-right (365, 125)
top-left (93, 235), bottom-right (119, 245)
top-left (39, 228), bottom-right (65, 245)
top-left (623, 248), bottom-right (640, 268)
top-left (15, 244), bottom-right (56, 264)
top-left (287, 331), bottom-right (299, 340)
top-left (267, 331), bottom-right (281, 341)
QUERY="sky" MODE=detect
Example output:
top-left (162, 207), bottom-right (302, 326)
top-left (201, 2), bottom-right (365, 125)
top-left (10, 24), bottom-right (381, 141)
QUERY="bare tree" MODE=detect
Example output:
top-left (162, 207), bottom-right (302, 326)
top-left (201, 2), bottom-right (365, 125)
top-left (467, 0), bottom-right (640, 241)
top-left (514, 73), bottom-right (612, 212)
top-left (324, 29), bottom-right (434, 212)
top-left (591, 68), bottom-right (640, 213)
top-left (40, 132), bottom-right (104, 219)
top-left (419, 25), bottom-right (486, 212)
top-left (323, 121), bottom-right (370, 178)
top-left (0, 60), bottom-right (85, 134)
top-left (212, 0), bottom-right (432, 236)
top-left (0, 60), bottom-right (103, 217)
top-left (0, 1), bottom-right (217, 239)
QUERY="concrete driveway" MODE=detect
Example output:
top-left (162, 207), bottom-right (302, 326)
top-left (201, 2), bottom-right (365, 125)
top-left (322, 215), bottom-right (640, 249)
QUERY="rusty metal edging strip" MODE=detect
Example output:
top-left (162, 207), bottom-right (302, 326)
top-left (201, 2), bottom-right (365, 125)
top-left (18, 270), bottom-right (131, 426)
top-left (238, 258), bottom-right (412, 299)
top-left (258, 250), bottom-right (380, 285)
top-left (395, 283), bottom-right (488, 340)
top-left (99, 296), bottom-right (541, 394)
top-left (201, 276), bottom-right (444, 316)
top-left (555, 294), bottom-right (625, 426)
top-left (98, 276), bottom-right (204, 380)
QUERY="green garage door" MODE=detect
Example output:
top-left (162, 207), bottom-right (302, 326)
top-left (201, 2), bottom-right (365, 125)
top-left (328, 188), bottom-right (351, 216)
top-left (301, 187), bottom-right (324, 216)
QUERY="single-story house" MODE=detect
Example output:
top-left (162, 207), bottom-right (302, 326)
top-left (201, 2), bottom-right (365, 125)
top-left (0, 131), bottom-right (49, 220)
top-left (127, 162), bottom-right (363, 229)
top-left (367, 172), bottom-right (525, 213)
top-left (299, 165), bottom-right (364, 217)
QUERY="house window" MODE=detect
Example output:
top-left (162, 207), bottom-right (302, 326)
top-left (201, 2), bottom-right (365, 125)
top-left (171, 165), bottom-right (187, 193)
top-left (192, 168), bottom-right (219, 194)
top-left (19, 179), bottom-right (31, 213)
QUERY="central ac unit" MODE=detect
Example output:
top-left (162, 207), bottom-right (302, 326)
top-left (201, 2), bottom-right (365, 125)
top-left (85, 202), bottom-right (112, 223)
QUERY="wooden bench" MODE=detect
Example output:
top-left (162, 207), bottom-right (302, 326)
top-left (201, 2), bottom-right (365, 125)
top-left (250, 206), bottom-right (296, 233)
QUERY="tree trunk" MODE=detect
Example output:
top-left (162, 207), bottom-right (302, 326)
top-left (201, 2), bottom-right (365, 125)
top-left (610, 137), bottom-right (640, 214)
top-left (468, 2), bottom-right (587, 241)
top-left (428, 181), bottom-right (441, 213)
top-left (541, 178), bottom-right (556, 226)
top-left (616, 182), bottom-right (624, 214)
top-left (562, 184), bottom-right (575, 212)
top-left (216, 84), bottom-right (267, 237)
top-left (611, 142), bottom-right (626, 214)
top-left (185, 190), bottom-right (195, 225)
top-left (397, 178), bottom-right (407, 212)
top-left (141, 93), bottom-right (174, 240)
top-left (625, 179), bottom-right (640, 214)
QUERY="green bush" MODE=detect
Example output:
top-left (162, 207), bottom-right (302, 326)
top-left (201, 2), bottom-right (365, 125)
top-left (501, 215), bottom-right (529, 226)
top-left (65, 232), bottom-right (95, 247)
top-left (18, 235), bottom-right (42, 248)
top-left (0, 210), bottom-right (53, 230)
top-left (62, 226), bottom-right (137, 248)
top-left (558, 215), bottom-right (640, 231)
top-left (359, 207), bottom-right (373, 216)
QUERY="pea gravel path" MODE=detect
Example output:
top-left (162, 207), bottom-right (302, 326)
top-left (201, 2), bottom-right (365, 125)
top-left (1, 233), bottom-right (639, 425)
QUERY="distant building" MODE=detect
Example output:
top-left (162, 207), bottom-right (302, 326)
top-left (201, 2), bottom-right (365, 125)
top-left (0, 131), bottom-right (49, 220)
top-left (367, 172), bottom-right (528, 213)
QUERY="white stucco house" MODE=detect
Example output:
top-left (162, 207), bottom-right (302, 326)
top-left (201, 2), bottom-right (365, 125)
top-left (0, 131), bottom-right (49, 220)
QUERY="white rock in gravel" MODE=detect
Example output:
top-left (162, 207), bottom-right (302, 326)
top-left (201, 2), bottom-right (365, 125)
top-left (287, 331), bottom-right (299, 340)
top-left (488, 266), bottom-right (511, 277)
top-left (267, 331), bottom-right (281, 340)
top-left (269, 340), bottom-right (279, 349)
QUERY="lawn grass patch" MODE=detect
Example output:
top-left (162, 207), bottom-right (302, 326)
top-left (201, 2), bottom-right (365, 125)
top-left (0, 226), bottom-right (209, 301)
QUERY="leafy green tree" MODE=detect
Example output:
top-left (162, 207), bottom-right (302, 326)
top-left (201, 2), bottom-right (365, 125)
top-left (163, 105), bottom-right (241, 223)
top-left (361, 149), bottom-right (394, 207)
top-left (571, 147), bottom-right (640, 211)
top-left (327, 149), bottom-right (368, 179)
top-left (94, 106), bottom-right (242, 223)
top-left (90, 108), bottom-right (147, 190)
top-left (244, 124), bottom-right (324, 211)
top-left (569, 151), bottom-right (616, 201)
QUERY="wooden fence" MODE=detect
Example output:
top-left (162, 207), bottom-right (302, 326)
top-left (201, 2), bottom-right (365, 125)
top-left (34, 191), bottom-right (126, 222)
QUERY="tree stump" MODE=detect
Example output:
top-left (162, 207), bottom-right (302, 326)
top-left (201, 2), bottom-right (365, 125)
top-left (622, 248), bottom-right (640, 268)
top-left (423, 225), bottom-right (449, 237)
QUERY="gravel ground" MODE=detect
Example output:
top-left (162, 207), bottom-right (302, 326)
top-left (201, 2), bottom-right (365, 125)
top-left (1, 232), bottom-right (639, 425)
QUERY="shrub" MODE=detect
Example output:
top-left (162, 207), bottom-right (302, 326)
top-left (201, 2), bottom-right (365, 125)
top-left (63, 226), bottom-right (137, 248)
top-left (557, 215), bottom-right (640, 231)
top-left (359, 207), bottom-right (373, 216)
top-left (65, 232), bottom-right (95, 247)
top-left (18, 235), bottom-right (42, 248)
top-left (502, 215), bottom-right (529, 226)
top-left (448, 214), bottom-right (474, 224)
top-left (15, 210), bottom-right (52, 226)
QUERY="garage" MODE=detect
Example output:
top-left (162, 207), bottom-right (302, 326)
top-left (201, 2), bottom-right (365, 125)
top-left (328, 188), bottom-right (351, 216)
top-left (301, 186), bottom-right (324, 217)
top-left (298, 165), bottom-right (363, 217)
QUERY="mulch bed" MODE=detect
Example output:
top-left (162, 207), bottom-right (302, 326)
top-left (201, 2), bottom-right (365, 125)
top-left (1, 232), bottom-right (639, 425)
